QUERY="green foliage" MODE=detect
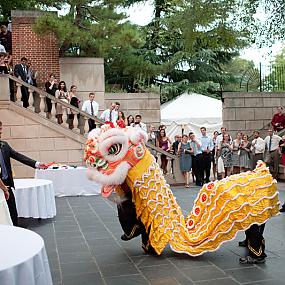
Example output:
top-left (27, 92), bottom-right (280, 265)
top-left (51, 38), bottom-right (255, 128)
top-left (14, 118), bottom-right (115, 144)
top-left (262, 48), bottom-right (285, 91)
top-left (2, 0), bottom-right (264, 102)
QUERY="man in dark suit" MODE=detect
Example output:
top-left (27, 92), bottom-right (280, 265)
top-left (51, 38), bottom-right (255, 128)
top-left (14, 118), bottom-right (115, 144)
top-left (14, 57), bottom-right (29, 108)
top-left (0, 121), bottom-right (47, 225)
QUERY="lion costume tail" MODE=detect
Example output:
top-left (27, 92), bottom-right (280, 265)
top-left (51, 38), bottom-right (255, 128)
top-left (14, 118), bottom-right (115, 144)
top-left (170, 161), bottom-right (280, 256)
top-left (127, 150), bottom-right (280, 256)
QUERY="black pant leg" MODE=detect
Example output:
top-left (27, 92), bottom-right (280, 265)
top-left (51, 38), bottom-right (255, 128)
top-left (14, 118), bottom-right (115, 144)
top-left (246, 224), bottom-right (266, 259)
top-left (21, 86), bottom-right (29, 108)
top-left (196, 154), bottom-right (203, 184)
top-left (88, 119), bottom-right (96, 132)
top-left (6, 188), bottom-right (18, 226)
top-left (203, 153), bottom-right (211, 182)
top-left (117, 198), bottom-right (142, 239)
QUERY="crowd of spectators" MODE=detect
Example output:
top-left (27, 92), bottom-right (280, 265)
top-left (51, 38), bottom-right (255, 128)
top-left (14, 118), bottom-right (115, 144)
top-left (148, 124), bottom-right (285, 189)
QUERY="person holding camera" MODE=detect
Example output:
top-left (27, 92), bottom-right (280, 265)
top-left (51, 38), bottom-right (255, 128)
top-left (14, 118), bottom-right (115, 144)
top-left (131, 114), bottom-right (147, 132)
top-left (178, 134), bottom-right (193, 188)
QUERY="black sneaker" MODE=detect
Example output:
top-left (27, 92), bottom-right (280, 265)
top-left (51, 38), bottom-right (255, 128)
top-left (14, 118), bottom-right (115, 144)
top-left (239, 256), bottom-right (266, 264)
top-left (280, 207), bottom-right (285, 213)
top-left (238, 240), bottom-right (247, 247)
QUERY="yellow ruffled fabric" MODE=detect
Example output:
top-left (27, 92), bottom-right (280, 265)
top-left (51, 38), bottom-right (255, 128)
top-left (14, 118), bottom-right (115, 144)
top-left (125, 148), bottom-right (280, 256)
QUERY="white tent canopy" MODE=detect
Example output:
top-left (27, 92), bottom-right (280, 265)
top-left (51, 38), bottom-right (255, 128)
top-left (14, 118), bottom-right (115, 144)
top-left (161, 92), bottom-right (222, 140)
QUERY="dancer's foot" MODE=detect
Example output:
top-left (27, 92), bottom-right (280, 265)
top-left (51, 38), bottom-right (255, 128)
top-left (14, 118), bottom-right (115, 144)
top-left (238, 240), bottom-right (247, 247)
top-left (239, 256), bottom-right (266, 264)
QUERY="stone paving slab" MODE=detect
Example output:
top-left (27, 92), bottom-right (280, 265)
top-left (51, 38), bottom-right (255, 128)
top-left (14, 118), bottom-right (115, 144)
top-left (24, 183), bottom-right (285, 285)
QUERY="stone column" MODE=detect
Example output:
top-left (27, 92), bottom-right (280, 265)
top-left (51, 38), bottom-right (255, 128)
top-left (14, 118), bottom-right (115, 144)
top-left (59, 57), bottom-right (105, 110)
top-left (0, 76), bottom-right (10, 101)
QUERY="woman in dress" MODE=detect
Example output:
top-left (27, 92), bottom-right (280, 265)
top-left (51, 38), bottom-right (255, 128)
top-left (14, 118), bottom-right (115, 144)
top-left (232, 132), bottom-right (242, 174)
top-left (68, 85), bottom-right (80, 129)
top-left (156, 128), bottom-right (171, 174)
top-left (239, 134), bottom-right (251, 172)
top-left (55, 81), bottom-right (70, 124)
top-left (212, 130), bottom-right (219, 180)
top-left (117, 111), bottom-right (126, 127)
top-left (217, 133), bottom-right (233, 178)
top-left (45, 73), bottom-right (58, 119)
top-left (0, 178), bottom-right (12, 225)
top-left (127, 115), bottom-right (134, 126)
top-left (178, 134), bottom-right (193, 188)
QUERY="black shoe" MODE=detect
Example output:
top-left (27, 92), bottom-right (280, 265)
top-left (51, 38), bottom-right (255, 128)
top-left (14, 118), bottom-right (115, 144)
top-left (120, 225), bottom-right (142, 241)
top-left (280, 207), bottom-right (285, 213)
top-left (142, 242), bottom-right (157, 255)
top-left (239, 256), bottom-right (266, 264)
top-left (238, 240), bottom-right (247, 247)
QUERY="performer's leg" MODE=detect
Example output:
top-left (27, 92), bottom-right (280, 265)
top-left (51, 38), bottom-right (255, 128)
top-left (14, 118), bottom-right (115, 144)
top-left (141, 226), bottom-right (157, 255)
top-left (117, 198), bottom-right (142, 240)
top-left (240, 224), bottom-right (266, 264)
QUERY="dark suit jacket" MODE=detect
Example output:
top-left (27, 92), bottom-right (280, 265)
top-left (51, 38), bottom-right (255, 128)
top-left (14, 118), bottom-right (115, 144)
top-left (14, 64), bottom-right (27, 82)
top-left (0, 141), bottom-right (36, 188)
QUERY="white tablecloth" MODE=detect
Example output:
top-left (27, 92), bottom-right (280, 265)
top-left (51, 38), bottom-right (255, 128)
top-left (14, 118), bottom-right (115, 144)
top-left (0, 191), bottom-right (12, 225)
top-left (0, 225), bottom-right (53, 285)
top-left (35, 167), bottom-right (101, 197)
top-left (13, 179), bottom-right (56, 219)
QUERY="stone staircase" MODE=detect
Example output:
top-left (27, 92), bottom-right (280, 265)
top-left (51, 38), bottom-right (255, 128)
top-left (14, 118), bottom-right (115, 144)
top-left (0, 74), bottom-right (185, 185)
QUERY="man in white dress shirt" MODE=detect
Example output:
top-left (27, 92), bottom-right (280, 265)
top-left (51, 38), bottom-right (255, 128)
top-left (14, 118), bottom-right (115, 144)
top-left (264, 129), bottom-right (282, 179)
top-left (100, 102), bottom-right (117, 124)
top-left (131, 115), bottom-right (147, 133)
top-left (250, 130), bottom-right (265, 169)
top-left (81, 92), bottom-right (99, 132)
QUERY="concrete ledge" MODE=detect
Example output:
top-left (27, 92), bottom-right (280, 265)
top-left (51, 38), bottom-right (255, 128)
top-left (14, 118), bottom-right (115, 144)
top-left (11, 10), bottom-right (57, 18)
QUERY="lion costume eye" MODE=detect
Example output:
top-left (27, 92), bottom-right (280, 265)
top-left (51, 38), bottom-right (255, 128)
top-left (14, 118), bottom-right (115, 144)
top-left (108, 143), bottom-right (122, 155)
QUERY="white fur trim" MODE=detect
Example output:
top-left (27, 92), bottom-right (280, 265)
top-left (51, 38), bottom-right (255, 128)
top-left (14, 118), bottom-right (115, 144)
top-left (128, 128), bottom-right (148, 145)
top-left (98, 132), bottom-right (129, 162)
top-left (88, 128), bottom-right (102, 139)
top-left (86, 161), bottom-right (131, 185)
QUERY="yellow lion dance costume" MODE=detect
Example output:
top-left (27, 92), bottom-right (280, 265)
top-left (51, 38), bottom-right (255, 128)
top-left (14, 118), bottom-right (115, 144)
top-left (84, 124), bottom-right (280, 256)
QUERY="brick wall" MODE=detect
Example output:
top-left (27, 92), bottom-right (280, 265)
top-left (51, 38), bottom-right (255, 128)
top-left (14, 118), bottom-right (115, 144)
top-left (11, 10), bottom-right (60, 86)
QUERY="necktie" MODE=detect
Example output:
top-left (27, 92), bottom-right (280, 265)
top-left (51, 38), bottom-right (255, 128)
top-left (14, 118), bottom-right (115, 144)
top-left (109, 110), bottom-right (112, 121)
top-left (90, 101), bottom-right (94, 116)
top-left (0, 150), bottom-right (9, 180)
top-left (269, 136), bottom-right (272, 152)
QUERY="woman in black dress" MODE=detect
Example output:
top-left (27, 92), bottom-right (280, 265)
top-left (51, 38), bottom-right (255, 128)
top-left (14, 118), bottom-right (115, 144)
top-left (45, 73), bottom-right (58, 118)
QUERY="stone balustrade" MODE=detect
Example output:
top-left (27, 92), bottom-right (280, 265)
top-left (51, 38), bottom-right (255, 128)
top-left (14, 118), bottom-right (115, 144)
top-left (2, 74), bottom-right (103, 136)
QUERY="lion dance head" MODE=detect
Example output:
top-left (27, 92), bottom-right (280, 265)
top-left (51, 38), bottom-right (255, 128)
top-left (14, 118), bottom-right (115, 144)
top-left (84, 123), bottom-right (148, 198)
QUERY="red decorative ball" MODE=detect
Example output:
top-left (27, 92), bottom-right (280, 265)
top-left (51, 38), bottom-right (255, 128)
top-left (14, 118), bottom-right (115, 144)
top-left (187, 219), bottom-right (194, 229)
top-left (194, 206), bottom-right (200, 216)
top-left (201, 193), bottom-right (207, 203)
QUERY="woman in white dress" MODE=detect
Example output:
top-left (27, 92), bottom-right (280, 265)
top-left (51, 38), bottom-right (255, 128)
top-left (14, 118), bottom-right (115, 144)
top-left (0, 178), bottom-right (13, 225)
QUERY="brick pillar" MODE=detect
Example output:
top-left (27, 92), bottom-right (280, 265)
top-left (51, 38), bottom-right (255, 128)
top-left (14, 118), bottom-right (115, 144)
top-left (11, 10), bottom-right (60, 86)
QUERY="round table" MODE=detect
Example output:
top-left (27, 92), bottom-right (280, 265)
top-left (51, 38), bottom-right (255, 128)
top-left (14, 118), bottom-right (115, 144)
top-left (13, 179), bottom-right (56, 219)
top-left (0, 225), bottom-right (53, 285)
top-left (35, 167), bottom-right (101, 197)
top-left (0, 191), bottom-right (12, 225)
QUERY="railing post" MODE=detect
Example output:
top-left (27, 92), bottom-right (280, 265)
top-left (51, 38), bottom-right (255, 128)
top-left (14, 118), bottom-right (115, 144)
top-left (28, 89), bottom-right (34, 111)
top-left (73, 112), bottom-right (80, 133)
top-left (62, 107), bottom-right (69, 128)
top-left (15, 82), bottom-right (23, 106)
top-left (39, 94), bottom-right (46, 116)
top-left (51, 100), bottom-right (57, 122)
top-left (84, 117), bottom-right (89, 135)
top-left (259, 62), bottom-right (262, 92)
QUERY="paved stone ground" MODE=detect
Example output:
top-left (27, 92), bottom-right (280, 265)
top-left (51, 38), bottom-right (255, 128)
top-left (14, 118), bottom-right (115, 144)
top-left (24, 183), bottom-right (285, 285)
